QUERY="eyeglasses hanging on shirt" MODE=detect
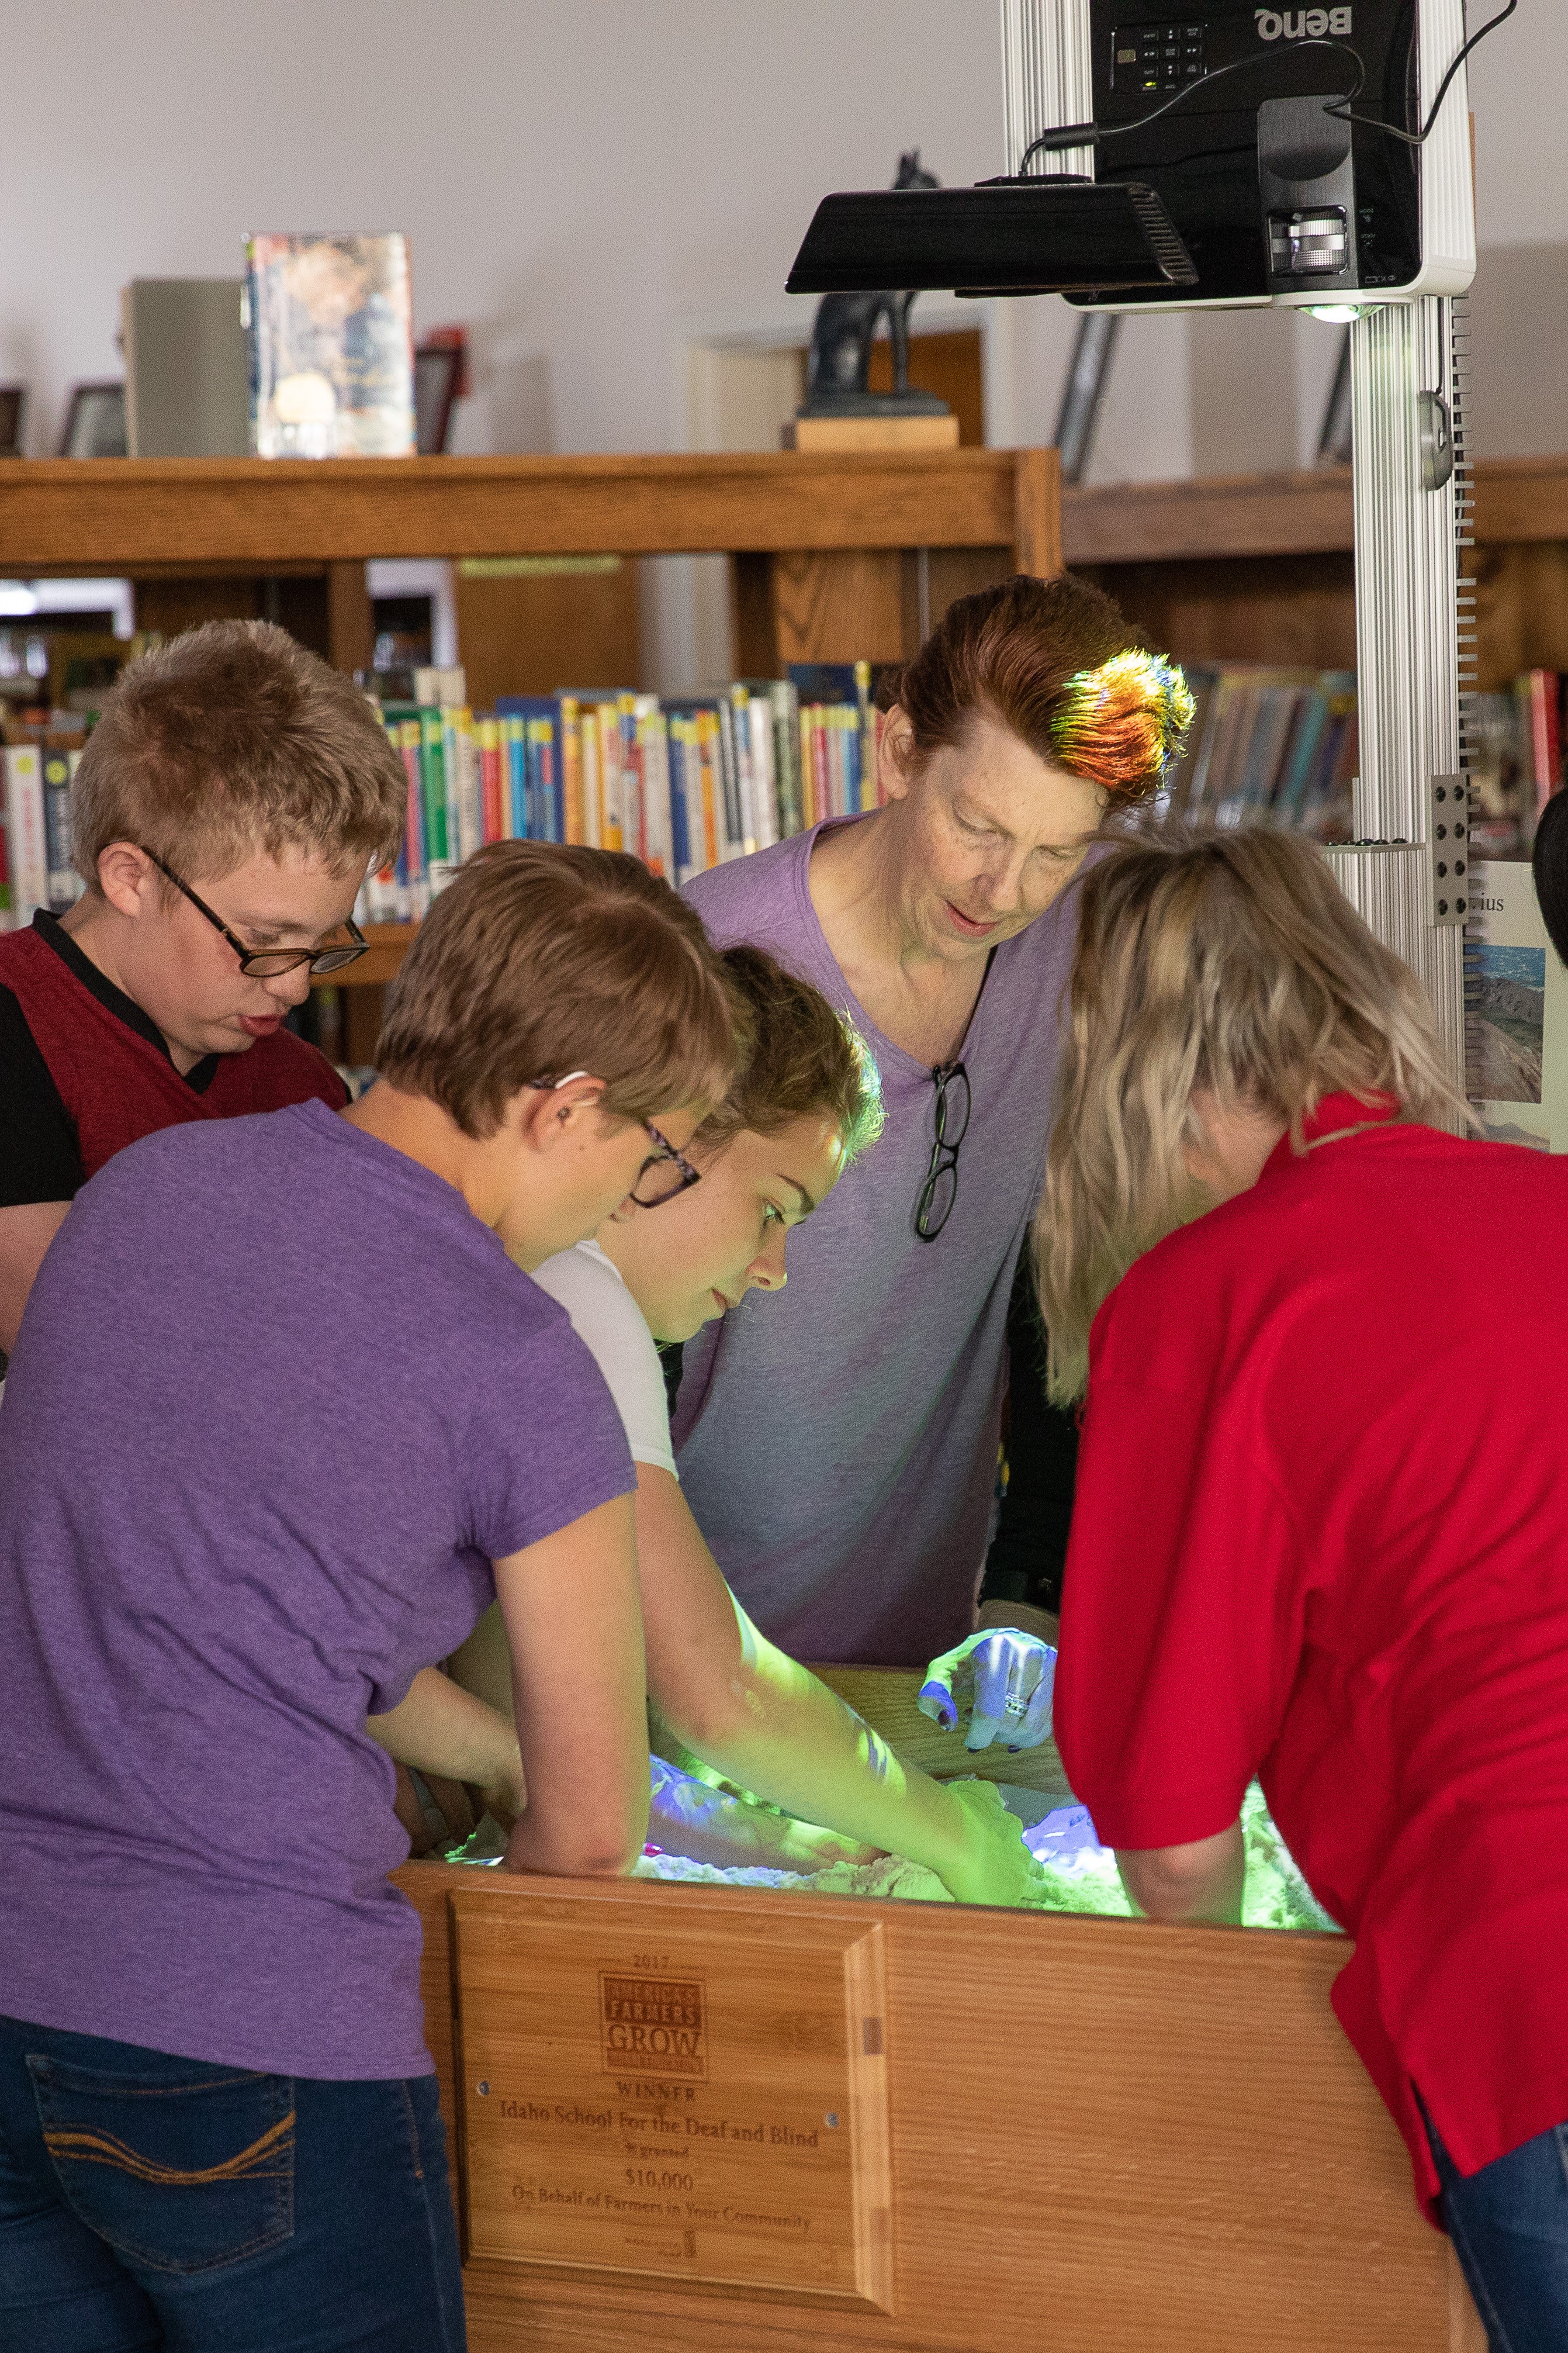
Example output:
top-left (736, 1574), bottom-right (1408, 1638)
top-left (914, 1060), bottom-right (970, 1242)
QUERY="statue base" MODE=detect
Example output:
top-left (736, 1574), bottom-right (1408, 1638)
top-left (796, 392), bottom-right (952, 419)
top-left (784, 413), bottom-right (960, 454)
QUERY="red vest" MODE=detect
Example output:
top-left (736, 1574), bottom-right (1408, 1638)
top-left (0, 921), bottom-right (347, 1183)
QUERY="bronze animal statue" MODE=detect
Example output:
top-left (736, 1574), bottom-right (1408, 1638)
top-left (799, 150), bottom-right (950, 417)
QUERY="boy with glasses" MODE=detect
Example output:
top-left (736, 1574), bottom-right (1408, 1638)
top-left (0, 619), bottom-right (404, 1352)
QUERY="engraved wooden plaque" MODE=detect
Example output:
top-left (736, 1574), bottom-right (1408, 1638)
top-left (451, 1887), bottom-right (892, 2310)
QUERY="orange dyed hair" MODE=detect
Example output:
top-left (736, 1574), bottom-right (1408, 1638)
top-left (881, 574), bottom-right (1192, 806)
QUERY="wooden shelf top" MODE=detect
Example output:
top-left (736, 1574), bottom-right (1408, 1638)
top-left (1064, 467), bottom-right (1354, 565)
top-left (0, 448), bottom-right (1054, 573)
top-left (1063, 453), bottom-right (1568, 566)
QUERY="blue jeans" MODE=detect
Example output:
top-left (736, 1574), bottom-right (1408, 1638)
top-left (1429, 2112), bottom-right (1568, 2353)
top-left (0, 2014), bottom-right (466, 2352)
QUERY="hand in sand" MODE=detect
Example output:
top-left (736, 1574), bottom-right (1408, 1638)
top-left (932, 1780), bottom-right (1047, 1908)
top-left (648, 1756), bottom-right (878, 1873)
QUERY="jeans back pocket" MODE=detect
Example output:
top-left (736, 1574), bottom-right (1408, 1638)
top-left (27, 2052), bottom-right (295, 2275)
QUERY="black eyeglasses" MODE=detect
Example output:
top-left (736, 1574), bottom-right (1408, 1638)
top-left (632, 1121), bottom-right (702, 1209)
top-left (914, 1060), bottom-right (970, 1242)
top-left (528, 1077), bottom-right (702, 1211)
top-left (141, 848), bottom-right (368, 977)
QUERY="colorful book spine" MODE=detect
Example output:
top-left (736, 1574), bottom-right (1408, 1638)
top-left (41, 745), bottom-right (81, 913)
top-left (747, 693), bottom-right (778, 849)
top-left (667, 714), bottom-right (693, 884)
top-left (809, 707), bottom-right (830, 828)
top-left (461, 709), bottom-right (483, 860)
top-left (559, 697), bottom-right (585, 845)
top-left (2, 745), bottom-right (48, 928)
top-left (477, 717), bottom-right (504, 844)
top-left (855, 661), bottom-right (875, 813)
top-left (638, 699), bottom-right (671, 879)
top-left (771, 679), bottom-right (803, 834)
top-left (579, 702), bottom-right (602, 849)
top-left (390, 712), bottom-right (423, 918)
top-left (697, 710), bottom-right (721, 872)
top-left (611, 695), bottom-right (638, 861)
top-left (730, 686), bottom-right (758, 855)
top-left (597, 700), bottom-right (622, 851)
top-left (531, 714), bottom-right (560, 844)
top-left (501, 714), bottom-right (527, 839)
top-left (418, 708), bottom-right (452, 890)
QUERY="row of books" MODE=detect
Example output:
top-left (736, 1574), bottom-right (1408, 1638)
top-left (1465, 673), bottom-right (1564, 860)
top-left (1164, 665), bottom-right (1568, 858)
top-left (358, 663), bottom-right (888, 923)
top-left (0, 743), bottom-right (84, 927)
top-left (1160, 665), bottom-right (1359, 840)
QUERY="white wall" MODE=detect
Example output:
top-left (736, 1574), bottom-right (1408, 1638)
top-left (0, 1), bottom-right (1553, 492)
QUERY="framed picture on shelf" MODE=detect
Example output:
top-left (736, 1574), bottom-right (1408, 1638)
top-left (59, 382), bottom-right (128, 458)
top-left (0, 385), bottom-right (25, 457)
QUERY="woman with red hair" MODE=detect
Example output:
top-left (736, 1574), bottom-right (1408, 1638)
top-left (672, 574), bottom-right (1191, 1720)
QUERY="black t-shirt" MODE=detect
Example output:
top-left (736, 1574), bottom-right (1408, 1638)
top-left (977, 1245), bottom-right (1078, 1623)
top-left (0, 914), bottom-right (222, 1208)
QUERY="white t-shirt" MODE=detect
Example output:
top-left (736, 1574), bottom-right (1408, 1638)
top-left (528, 1239), bottom-right (677, 1480)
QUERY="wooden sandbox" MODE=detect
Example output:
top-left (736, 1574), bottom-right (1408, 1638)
top-left (394, 1668), bottom-right (1483, 2353)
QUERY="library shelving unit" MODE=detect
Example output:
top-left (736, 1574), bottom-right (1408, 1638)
top-left (1062, 452), bottom-right (1568, 690)
top-left (0, 448), bottom-right (1058, 1033)
top-left (0, 447), bottom-right (1058, 676)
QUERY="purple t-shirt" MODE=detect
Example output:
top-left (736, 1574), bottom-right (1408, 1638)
top-left (677, 821), bottom-right (1077, 1666)
top-left (0, 1099), bottom-right (634, 2079)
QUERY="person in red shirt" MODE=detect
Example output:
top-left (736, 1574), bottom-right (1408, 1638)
top-left (1040, 826), bottom-right (1568, 2351)
top-left (0, 619), bottom-right (406, 1353)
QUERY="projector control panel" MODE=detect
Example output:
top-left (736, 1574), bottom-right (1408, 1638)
top-left (1113, 21), bottom-right (1207, 92)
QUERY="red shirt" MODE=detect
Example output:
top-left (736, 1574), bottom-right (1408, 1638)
top-left (1054, 1095), bottom-right (1568, 2216)
top-left (0, 914), bottom-right (345, 1193)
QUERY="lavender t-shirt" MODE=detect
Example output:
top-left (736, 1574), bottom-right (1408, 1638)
top-left (677, 821), bottom-right (1076, 1666)
top-left (0, 1100), bottom-right (634, 2079)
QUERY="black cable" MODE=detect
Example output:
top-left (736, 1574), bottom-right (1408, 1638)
top-left (1018, 42), bottom-right (1363, 170)
top-left (1325, 0), bottom-right (1518, 147)
top-left (1020, 5), bottom-right (1517, 170)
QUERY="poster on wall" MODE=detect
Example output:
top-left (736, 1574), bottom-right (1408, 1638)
top-left (1465, 860), bottom-right (1568, 1150)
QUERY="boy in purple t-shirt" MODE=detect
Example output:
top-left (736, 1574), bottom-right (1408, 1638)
top-left (0, 843), bottom-right (739, 2353)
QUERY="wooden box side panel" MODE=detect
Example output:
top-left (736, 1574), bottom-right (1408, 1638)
top-left (434, 1874), bottom-right (1451, 2353)
top-left (880, 1905), bottom-right (1445, 2353)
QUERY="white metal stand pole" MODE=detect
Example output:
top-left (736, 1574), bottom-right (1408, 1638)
top-left (1330, 296), bottom-right (1469, 1087)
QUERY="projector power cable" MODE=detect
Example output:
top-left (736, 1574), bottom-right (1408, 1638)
top-left (1325, 0), bottom-right (1518, 146)
top-left (1019, 4), bottom-right (1517, 172)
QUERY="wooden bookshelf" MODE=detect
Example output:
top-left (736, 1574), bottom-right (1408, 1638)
top-left (0, 448), bottom-right (1056, 1042)
top-left (1062, 454), bottom-right (1568, 689)
top-left (0, 449), bottom-right (1057, 678)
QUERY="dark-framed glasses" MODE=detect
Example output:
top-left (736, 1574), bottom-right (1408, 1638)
top-left (631, 1120), bottom-right (702, 1209)
top-left (528, 1077), bottom-right (702, 1211)
top-left (914, 1059), bottom-right (970, 1242)
top-left (141, 848), bottom-right (368, 977)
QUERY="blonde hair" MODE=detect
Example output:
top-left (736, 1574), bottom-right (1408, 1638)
top-left (376, 840), bottom-right (743, 1138)
top-left (72, 619), bottom-right (405, 886)
top-left (1037, 825), bottom-right (1466, 1400)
